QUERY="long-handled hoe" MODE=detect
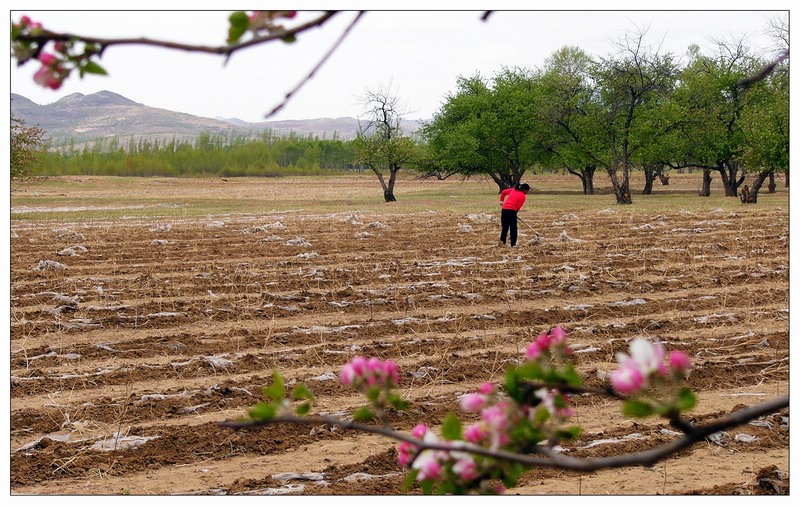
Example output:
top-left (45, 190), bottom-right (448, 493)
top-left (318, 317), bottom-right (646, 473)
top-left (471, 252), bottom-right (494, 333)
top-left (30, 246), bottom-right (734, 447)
top-left (517, 215), bottom-right (545, 242)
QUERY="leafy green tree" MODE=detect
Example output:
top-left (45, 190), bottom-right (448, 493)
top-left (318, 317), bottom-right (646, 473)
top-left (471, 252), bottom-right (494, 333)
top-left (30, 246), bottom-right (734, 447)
top-left (422, 67), bottom-right (550, 192)
top-left (670, 40), bottom-right (764, 197)
top-left (738, 57), bottom-right (789, 202)
top-left (591, 30), bottom-right (679, 204)
top-left (540, 46), bottom-right (604, 195)
top-left (11, 113), bottom-right (48, 179)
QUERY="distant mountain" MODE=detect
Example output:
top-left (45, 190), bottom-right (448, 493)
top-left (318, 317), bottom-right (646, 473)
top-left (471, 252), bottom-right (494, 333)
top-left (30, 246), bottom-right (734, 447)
top-left (10, 91), bottom-right (423, 147)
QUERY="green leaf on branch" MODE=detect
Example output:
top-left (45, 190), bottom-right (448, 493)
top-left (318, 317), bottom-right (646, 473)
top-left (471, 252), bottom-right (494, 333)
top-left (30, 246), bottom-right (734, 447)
top-left (555, 425), bottom-right (581, 440)
top-left (532, 405), bottom-right (551, 424)
top-left (263, 370), bottom-right (285, 402)
top-left (441, 412), bottom-right (463, 441)
top-left (623, 398), bottom-right (655, 418)
top-left (676, 387), bottom-right (697, 411)
top-left (558, 364), bottom-right (583, 388)
top-left (366, 386), bottom-right (381, 402)
top-left (294, 402), bottom-right (312, 416)
top-left (227, 11), bottom-right (250, 44)
top-left (501, 462), bottom-right (525, 488)
top-left (80, 61), bottom-right (107, 76)
top-left (292, 383), bottom-right (315, 402)
top-left (401, 468), bottom-right (420, 492)
top-left (388, 392), bottom-right (409, 411)
top-left (282, 34), bottom-right (297, 43)
top-left (420, 478), bottom-right (434, 495)
top-left (352, 406), bottom-right (375, 422)
top-left (248, 401), bottom-right (276, 421)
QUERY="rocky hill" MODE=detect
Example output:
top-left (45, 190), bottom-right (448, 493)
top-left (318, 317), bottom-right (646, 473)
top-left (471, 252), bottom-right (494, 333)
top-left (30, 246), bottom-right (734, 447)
top-left (10, 91), bottom-right (423, 147)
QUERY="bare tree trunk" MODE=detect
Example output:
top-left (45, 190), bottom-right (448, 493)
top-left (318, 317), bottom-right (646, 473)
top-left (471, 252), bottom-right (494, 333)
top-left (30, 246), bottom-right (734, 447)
top-left (717, 160), bottom-right (745, 197)
top-left (567, 165), bottom-right (596, 195)
top-left (385, 167), bottom-right (399, 202)
top-left (608, 167), bottom-right (632, 204)
top-left (372, 168), bottom-right (396, 202)
top-left (699, 168), bottom-right (712, 197)
top-left (642, 164), bottom-right (660, 195)
top-left (584, 168), bottom-right (596, 195)
top-left (741, 171), bottom-right (771, 204)
top-left (768, 171), bottom-right (776, 193)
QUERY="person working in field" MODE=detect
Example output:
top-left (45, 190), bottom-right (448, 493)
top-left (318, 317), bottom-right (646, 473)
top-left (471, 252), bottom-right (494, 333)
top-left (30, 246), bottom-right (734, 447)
top-left (499, 183), bottom-right (530, 247)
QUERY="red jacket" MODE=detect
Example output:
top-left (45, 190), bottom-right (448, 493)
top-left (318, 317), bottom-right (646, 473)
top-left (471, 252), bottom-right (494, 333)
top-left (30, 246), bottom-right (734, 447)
top-left (500, 188), bottom-right (527, 211)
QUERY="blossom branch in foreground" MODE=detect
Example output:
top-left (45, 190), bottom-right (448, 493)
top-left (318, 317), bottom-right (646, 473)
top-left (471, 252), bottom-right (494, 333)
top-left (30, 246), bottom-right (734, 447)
top-left (11, 11), bottom-right (348, 118)
top-left (220, 394), bottom-right (788, 472)
top-left (222, 328), bottom-right (788, 494)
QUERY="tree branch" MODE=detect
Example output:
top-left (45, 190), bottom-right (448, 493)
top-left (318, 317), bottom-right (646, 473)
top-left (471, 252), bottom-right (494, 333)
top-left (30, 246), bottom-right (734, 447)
top-left (736, 50), bottom-right (789, 89)
top-left (16, 11), bottom-right (340, 60)
top-left (266, 11), bottom-right (365, 118)
top-left (221, 393), bottom-right (787, 473)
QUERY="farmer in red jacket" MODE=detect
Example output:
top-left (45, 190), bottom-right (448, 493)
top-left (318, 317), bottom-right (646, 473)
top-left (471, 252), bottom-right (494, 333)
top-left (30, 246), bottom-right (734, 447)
top-left (499, 183), bottom-right (530, 247)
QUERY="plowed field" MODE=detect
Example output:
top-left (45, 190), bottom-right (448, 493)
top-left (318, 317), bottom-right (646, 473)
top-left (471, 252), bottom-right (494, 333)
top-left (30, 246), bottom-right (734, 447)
top-left (8, 175), bottom-right (789, 496)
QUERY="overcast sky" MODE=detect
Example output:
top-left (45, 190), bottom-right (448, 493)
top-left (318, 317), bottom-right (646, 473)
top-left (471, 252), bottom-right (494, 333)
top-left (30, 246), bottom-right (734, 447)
top-left (8, 1), bottom-right (789, 123)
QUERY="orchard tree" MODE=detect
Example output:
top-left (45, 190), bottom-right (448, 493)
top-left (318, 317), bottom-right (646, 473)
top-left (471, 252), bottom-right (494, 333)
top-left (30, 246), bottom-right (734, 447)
top-left (418, 75), bottom-right (491, 183)
top-left (738, 58), bottom-right (789, 203)
top-left (591, 29), bottom-right (679, 204)
top-left (422, 67), bottom-right (550, 192)
top-left (539, 46), bottom-right (603, 195)
top-left (738, 15), bottom-right (790, 202)
top-left (353, 87), bottom-right (417, 202)
top-left (11, 113), bottom-right (48, 179)
top-left (670, 39), bottom-right (766, 197)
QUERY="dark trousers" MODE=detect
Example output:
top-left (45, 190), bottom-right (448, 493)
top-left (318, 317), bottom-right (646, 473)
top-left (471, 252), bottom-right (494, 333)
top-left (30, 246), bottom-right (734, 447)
top-left (500, 209), bottom-right (518, 246)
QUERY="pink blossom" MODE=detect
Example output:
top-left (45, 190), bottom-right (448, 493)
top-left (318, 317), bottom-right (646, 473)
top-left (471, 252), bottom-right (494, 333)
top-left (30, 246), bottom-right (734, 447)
top-left (481, 405), bottom-right (508, 430)
top-left (350, 356), bottom-right (368, 375)
top-left (340, 363), bottom-right (356, 385)
top-left (463, 423), bottom-right (486, 444)
top-left (367, 356), bottom-right (382, 372)
top-left (383, 359), bottom-right (400, 384)
top-left (38, 52), bottom-right (56, 65)
top-left (33, 64), bottom-right (62, 90)
top-left (452, 455), bottom-right (479, 481)
top-left (411, 429), bottom-right (442, 480)
top-left (411, 423), bottom-right (429, 439)
top-left (557, 406), bottom-right (574, 418)
top-left (535, 332), bottom-right (551, 349)
top-left (460, 393), bottom-right (486, 412)
top-left (397, 441), bottom-right (417, 467)
top-left (549, 326), bottom-right (567, 345)
top-left (610, 363), bottom-right (645, 394)
top-left (668, 350), bottom-right (692, 373)
top-left (526, 340), bottom-right (544, 360)
top-left (627, 338), bottom-right (665, 375)
top-left (415, 457), bottom-right (442, 481)
top-left (477, 382), bottom-right (494, 395)
top-left (341, 356), bottom-right (401, 390)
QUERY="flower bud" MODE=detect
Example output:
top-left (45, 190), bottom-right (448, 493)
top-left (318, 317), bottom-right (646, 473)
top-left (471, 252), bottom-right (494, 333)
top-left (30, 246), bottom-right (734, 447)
top-left (668, 350), bottom-right (692, 373)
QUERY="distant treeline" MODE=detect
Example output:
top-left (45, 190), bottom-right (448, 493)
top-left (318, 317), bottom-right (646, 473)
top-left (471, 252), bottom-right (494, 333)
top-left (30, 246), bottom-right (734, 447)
top-left (38, 131), bottom-right (365, 177)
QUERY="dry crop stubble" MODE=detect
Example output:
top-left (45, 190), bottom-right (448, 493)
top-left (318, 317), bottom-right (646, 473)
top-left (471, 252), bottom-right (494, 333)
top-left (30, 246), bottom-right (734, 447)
top-left (9, 175), bottom-right (789, 495)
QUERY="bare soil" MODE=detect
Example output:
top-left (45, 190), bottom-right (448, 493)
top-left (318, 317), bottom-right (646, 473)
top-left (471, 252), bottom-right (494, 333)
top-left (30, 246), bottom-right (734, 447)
top-left (8, 176), bottom-right (789, 496)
